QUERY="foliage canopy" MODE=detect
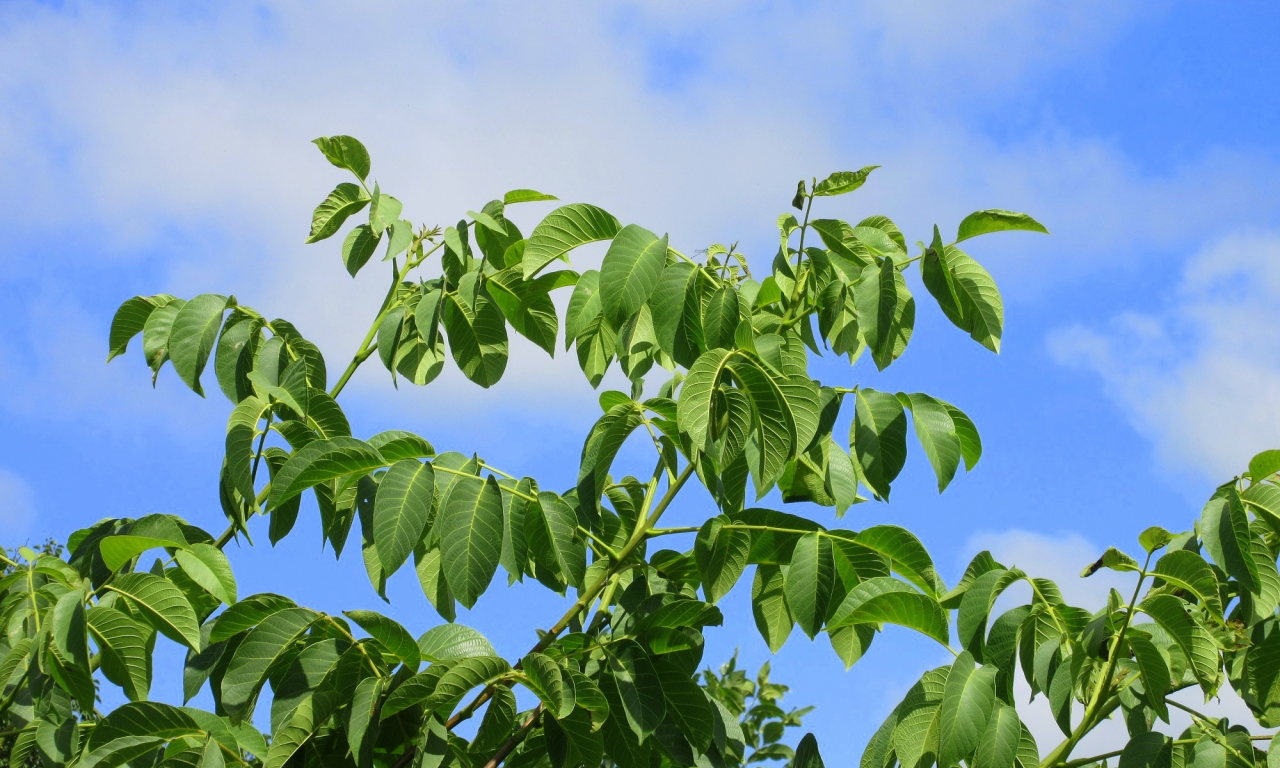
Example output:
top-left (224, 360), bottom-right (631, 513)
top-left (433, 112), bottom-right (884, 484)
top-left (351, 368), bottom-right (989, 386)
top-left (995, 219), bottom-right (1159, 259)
top-left (4, 135), bottom-right (1278, 768)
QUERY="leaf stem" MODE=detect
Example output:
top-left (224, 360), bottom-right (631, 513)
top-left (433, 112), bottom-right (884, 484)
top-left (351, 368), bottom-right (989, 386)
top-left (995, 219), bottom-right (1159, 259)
top-left (329, 238), bottom-right (443, 400)
top-left (1166, 698), bottom-right (1217, 722)
top-left (647, 526), bottom-right (700, 537)
top-left (0, 670), bottom-right (30, 714)
top-left (441, 462), bottom-right (696, 735)
top-left (1040, 550), bottom-right (1154, 768)
top-left (577, 526), bottom-right (620, 560)
top-left (480, 704), bottom-right (543, 768)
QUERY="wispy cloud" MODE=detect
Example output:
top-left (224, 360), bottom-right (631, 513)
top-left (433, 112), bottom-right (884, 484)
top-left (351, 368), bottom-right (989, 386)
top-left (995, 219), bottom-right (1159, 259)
top-left (1049, 231), bottom-right (1280, 480)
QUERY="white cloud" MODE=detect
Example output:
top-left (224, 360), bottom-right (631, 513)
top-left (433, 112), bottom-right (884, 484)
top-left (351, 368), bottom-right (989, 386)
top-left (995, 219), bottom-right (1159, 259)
top-left (1049, 232), bottom-right (1280, 480)
top-left (0, 469), bottom-right (35, 538)
top-left (2, 0), bottom-right (1276, 428)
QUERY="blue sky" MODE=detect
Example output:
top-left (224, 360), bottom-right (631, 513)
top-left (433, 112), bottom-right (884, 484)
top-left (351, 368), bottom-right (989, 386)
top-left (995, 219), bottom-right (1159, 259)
top-left (2, 0), bottom-right (1279, 759)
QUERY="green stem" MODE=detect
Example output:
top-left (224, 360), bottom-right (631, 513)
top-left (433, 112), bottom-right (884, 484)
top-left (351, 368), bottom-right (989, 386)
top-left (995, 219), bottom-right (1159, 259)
top-left (1056, 749), bottom-right (1124, 768)
top-left (480, 704), bottom-right (542, 768)
top-left (478, 462), bottom-right (516, 481)
top-left (648, 526), bottom-right (700, 537)
top-left (329, 239), bottom-right (443, 400)
top-left (577, 527), bottom-right (620, 560)
top-left (1166, 698), bottom-right (1217, 723)
top-left (443, 462), bottom-right (696, 733)
top-left (465, 463), bottom-right (698, 768)
top-left (1040, 550), bottom-right (1154, 768)
top-left (0, 669), bottom-right (30, 714)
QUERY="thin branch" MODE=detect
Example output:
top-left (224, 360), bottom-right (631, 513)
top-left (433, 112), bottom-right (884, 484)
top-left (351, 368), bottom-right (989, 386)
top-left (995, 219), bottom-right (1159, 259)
top-left (482, 705), bottom-right (543, 768)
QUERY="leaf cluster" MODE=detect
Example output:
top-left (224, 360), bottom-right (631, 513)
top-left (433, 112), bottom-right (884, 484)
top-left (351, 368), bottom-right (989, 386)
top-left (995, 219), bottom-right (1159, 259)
top-left (3, 137), bottom-right (1059, 768)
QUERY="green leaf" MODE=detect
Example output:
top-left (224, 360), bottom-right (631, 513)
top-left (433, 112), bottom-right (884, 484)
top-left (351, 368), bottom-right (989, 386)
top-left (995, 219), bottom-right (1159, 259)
top-left (785, 532), bottom-right (835, 639)
top-left (813, 167), bottom-right (879, 196)
top-left (225, 396), bottom-right (271, 503)
top-left (728, 354), bottom-right (797, 490)
top-left (472, 685), bottom-right (518, 756)
top-left (415, 546), bottom-right (455, 622)
top-left (107, 295), bottom-right (169, 362)
top-left (88, 606), bottom-right (151, 702)
top-left (899, 393), bottom-right (963, 492)
top-left (653, 656), bottom-right (714, 752)
top-left (827, 577), bottom-right (950, 646)
top-left (367, 430), bottom-right (435, 462)
top-left (343, 610), bottom-right (420, 669)
top-left (1139, 594), bottom-right (1219, 694)
top-left (88, 702), bottom-right (204, 748)
top-left (520, 652), bottom-right (574, 718)
top-left (501, 477), bottom-right (534, 583)
top-left (51, 589), bottom-right (93, 702)
top-left (168, 294), bottom-right (232, 396)
top-left (1015, 723), bottom-right (1038, 768)
top-left (369, 193), bottom-right (402, 236)
top-left (701, 286), bottom-right (740, 352)
top-left (266, 437), bottom-right (386, 511)
top-left (265, 649), bottom-right (357, 768)
top-left (677, 348), bottom-right (734, 451)
top-left (1126, 627), bottom-right (1171, 721)
top-left (505, 189), bottom-right (558, 204)
top-left (105, 572), bottom-right (202, 650)
top-left (142, 298), bottom-right (184, 379)
top-left (35, 718), bottom-right (76, 767)
top-left (307, 183), bottom-right (369, 243)
top-left (1249, 450), bottom-right (1280, 481)
top-left (312, 135), bottom-right (371, 180)
top-left (438, 474), bottom-right (504, 609)
top-left (1082, 547), bottom-right (1141, 577)
top-left (779, 373), bottom-right (822, 454)
top-left (1199, 484), bottom-right (1259, 592)
top-left (442, 286), bottom-right (509, 388)
top-left (1119, 732), bottom-right (1171, 768)
top-left (373, 459), bottom-right (435, 576)
top-left (564, 270), bottom-right (602, 348)
top-left (174, 544), bottom-right (237, 605)
top-left (209, 592), bottom-right (295, 643)
top-left (955, 210), bottom-right (1048, 243)
top-left (971, 704), bottom-right (1020, 768)
top-left (851, 389), bottom-right (908, 500)
top-left (523, 203), bottom-right (621, 278)
top-left (957, 568), bottom-right (1024, 660)
top-left (345, 676), bottom-right (384, 768)
top-left (1151, 549), bottom-right (1222, 617)
top-left (1139, 526), bottom-right (1174, 554)
top-left (417, 624), bottom-right (497, 662)
top-left (605, 642), bottom-right (666, 740)
top-left (922, 245), bottom-right (1003, 353)
top-left (695, 516), bottom-right (750, 604)
top-left (793, 733), bottom-right (827, 768)
top-left (99, 534), bottom-right (188, 572)
top-left (342, 224), bottom-right (382, 277)
top-left (651, 261), bottom-right (706, 368)
top-left (856, 258), bottom-right (914, 370)
top-left (938, 651), bottom-right (998, 768)
top-left (486, 266), bottom-right (569, 356)
top-left (77, 737), bottom-right (171, 768)
top-left (752, 564), bottom-right (794, 652)
top-left (600, 224), bottom-right (668, 328)
top-left (213, 311), bottom-right (261, 404)
top-left (220, 607), bottom-right (318, 723)
top-left (578, 403), bottom-right (644, 517)
top-left (945, 402), bottom-right (982, 470)
top-left (1244, 483), bottom-right (1280, 536)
